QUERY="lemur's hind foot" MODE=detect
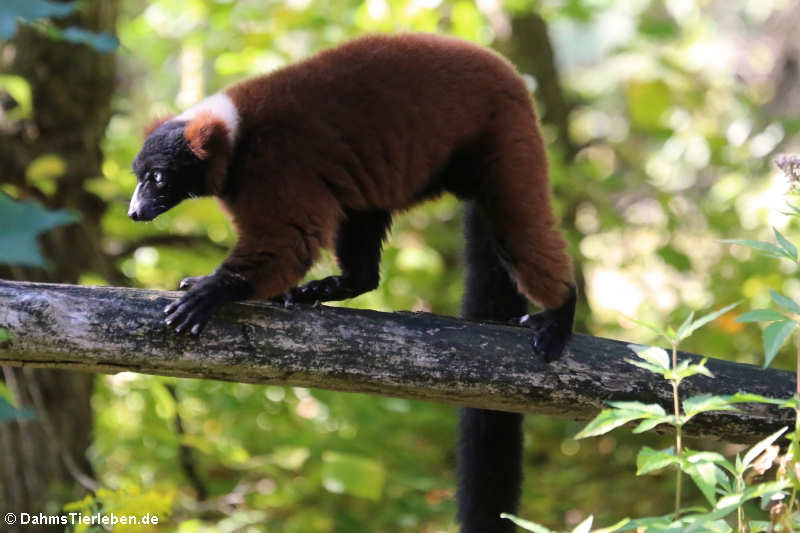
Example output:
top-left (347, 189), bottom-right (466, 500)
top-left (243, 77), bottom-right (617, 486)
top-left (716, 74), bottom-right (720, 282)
top-left (281, 275), bottom-right (378, 305)
top-left (520, 285), bottom-right (576, 362)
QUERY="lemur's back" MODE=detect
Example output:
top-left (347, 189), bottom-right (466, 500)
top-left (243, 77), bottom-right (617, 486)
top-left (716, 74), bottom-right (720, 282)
top-left (225, 33), bottom-right (540, 210)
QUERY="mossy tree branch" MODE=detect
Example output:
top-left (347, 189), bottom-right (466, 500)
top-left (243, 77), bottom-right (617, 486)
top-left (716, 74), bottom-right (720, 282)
top-left (0, 280), bottom-right (793, 444)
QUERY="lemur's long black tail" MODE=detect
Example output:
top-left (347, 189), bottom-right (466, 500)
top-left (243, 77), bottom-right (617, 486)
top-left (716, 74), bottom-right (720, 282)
top-left (457, 202), bottom-right (526, 533)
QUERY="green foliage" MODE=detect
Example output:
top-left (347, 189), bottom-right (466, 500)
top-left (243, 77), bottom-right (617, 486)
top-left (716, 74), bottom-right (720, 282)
top-left (34, 0), bottom-right (800, 530)
top-left (0, 191), bottom-right (76, 267)
top-left (0, 397), bottom-right (36, 423)
top-left (0, 0), bottom-right (118, 52)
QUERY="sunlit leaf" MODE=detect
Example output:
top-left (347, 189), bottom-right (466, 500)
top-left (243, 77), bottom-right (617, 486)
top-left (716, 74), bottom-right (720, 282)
top-left (628, 344), bottom-right (670, 370)
top-left (668, 358), bottom-right (714, 380)
top-left (721, 239), bottom-right (788, 259)
top-left (636, 446), bottom-right (680, 475)
top-left (763, 320), bottom-right (796, 368)
top-left (632, 416), bottom-right (675, 433)
top-left (773, 227), bottom-right (798, 262)
top-left (770, 290), bottom-right (800, 314)
top-left (675, 311), bottom-right (695, 341)
top-left (677, 302), bottom-right (740, 341)
top-left (499, 514), bottom-right (554, 533)
top-left (685, 460), bottom-right (719, 505)
top-left (621, 316), bottom-right (669, 339)
top-left (575, 407), bottom-right (653, 439)
top-left (682, 394), bottom-right (737, 419)
top-left (735, 309), bottom-right (791, 323)
top-left (625, 358), bottom-right (670, 376)
top-left (606, 401), bottom-right (666, 415)
top-left (727, 392), bottom-right (788, 406)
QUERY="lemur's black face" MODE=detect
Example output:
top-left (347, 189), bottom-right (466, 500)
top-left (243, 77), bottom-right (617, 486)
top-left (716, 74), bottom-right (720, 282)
top-left (129, 121), bottom-right (206, 221)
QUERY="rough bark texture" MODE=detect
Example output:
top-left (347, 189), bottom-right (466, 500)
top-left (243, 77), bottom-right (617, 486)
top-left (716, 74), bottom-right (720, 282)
top-left (0, 280), bottom-right (794, 445)
top-left (0, 2), bottom-right (119, 529)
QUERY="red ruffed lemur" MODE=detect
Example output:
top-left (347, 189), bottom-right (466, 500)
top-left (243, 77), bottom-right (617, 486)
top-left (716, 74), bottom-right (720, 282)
top-left (130, 33), bottom-right (575, 533)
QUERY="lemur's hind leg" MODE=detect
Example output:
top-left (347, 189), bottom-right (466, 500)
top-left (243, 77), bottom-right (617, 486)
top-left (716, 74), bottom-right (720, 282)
top-left (286, 209), bottom-right (392, 304)
top-left (477, 121), bottom-right (576, 361)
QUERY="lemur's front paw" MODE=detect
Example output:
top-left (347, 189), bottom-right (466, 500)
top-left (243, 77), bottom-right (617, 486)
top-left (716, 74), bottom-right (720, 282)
top-left (164, 283), bottom-right (225, 336)
top-left (178, 275), bottom-right (211, 291)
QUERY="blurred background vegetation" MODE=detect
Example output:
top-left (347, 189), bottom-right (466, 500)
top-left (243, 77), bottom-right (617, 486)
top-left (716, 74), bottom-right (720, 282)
top-left (2, 0), bottom-right (800, 531)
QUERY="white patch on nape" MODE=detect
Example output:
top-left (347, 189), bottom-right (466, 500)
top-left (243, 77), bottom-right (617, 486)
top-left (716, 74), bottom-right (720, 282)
top-left (175, 92), bottom-right (240, 145)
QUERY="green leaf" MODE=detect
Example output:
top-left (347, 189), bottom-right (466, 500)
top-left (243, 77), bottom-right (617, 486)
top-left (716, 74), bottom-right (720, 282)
top-left (682, 394), bottom-right (737, 419)
top-left (784, 202), bottom-right (800, 216)
top-left (0, 396), bottom-right (36, 423)
top-left (0, 191), bottom-right (76, 267)
top-left (0, 0), bottom-right (76, 21)
top-left (773, 227), bottom-right (798, 261)
top-left (636, 446), bottom-right (680, 475)
top-left (628, 344), bottom-right (670, 370)
top-left (58, 27), bottom-right (119, 53)
top-left (677, 302), bottom-right (741, 341)
top-left (575, 407), bottom-right (652, 439)
top-left (632, 416), bottom-right (675, 433)
top-left (735, 309), bottom-right (791, 323)
top-left (685, 460), bottom-right (720, 506)
top-left (727, 392), bottom-right (787, 406)
top-left (621, 316), bottom-right (669, 339)
top-left (675, 311), bottom-right (695, 341)
top-left (625, 358), bottom-right (670, 376)
top-left (668, 358), bottom-right (714, 380)
top-left (499, 514), bottom-right (554, 533)
top-left (770, 290), bottom-right (800, 314)
top-left (321, 452), bottom-right (386, 501)
top-left (742, 426), bottom-right (788, 473)
top-left (592, 518), bottom-right (631, 533)
top-left (721, 239), bottom-right (789, 259)
top-left (606, 401), bottom-right (666, 416)
top-left (763, 320), bottom-right (796, 368)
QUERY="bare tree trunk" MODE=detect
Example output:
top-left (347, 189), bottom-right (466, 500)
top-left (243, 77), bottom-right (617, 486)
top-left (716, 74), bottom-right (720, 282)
top-left (0, 1), bottom-right (119, 530)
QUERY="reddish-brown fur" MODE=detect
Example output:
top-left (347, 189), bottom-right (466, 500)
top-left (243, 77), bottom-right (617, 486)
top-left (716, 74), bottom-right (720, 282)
top-left (184, 112), bottom-right (231, 193)
top-left (143, 116), bottom-right (173, 137)
top-left (198, 33), bottom-right (573, 308)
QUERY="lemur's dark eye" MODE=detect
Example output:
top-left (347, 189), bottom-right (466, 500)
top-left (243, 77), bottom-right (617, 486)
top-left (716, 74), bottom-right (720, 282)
top-left (149, 170), bottom-right (165, 185)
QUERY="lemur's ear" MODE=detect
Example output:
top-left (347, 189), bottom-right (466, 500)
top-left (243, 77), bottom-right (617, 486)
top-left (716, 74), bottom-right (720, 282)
top-left (143, 115), bottom-right (175, 137)
top-left (184, 112), bottom-right (230, 160)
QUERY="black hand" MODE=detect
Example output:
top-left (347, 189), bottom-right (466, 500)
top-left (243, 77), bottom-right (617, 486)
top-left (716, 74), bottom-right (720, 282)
top-left (163, 270), bottom-right (251, 336)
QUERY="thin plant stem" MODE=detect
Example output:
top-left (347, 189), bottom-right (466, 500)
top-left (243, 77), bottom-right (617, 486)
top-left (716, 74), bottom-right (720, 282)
top-left (672, 342), bottom-right (682, 521)
top-left (789, 332), bottom-right (800, 516)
